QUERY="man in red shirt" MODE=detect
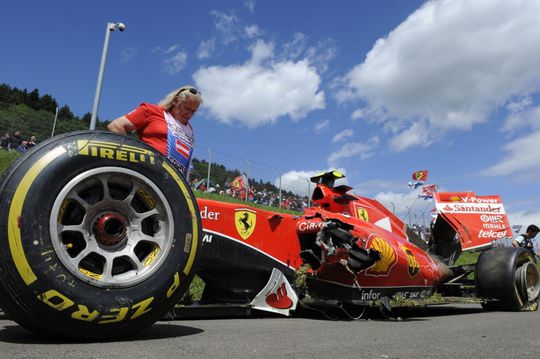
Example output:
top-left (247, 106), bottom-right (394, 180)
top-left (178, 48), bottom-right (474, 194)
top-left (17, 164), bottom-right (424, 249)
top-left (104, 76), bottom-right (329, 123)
top-left (108, 85), bottom-right (202, 179)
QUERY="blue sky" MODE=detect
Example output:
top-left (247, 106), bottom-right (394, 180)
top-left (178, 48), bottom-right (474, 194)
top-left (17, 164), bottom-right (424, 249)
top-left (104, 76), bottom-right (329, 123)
top-left (2, 0), bottom-right (540, 231)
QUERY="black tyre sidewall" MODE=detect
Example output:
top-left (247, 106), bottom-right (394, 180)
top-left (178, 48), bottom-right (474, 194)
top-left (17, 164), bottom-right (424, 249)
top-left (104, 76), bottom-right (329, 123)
top-left (476, 247), bottom-right (535, 311)
top-left (0, 131), bottom-right (201, 338)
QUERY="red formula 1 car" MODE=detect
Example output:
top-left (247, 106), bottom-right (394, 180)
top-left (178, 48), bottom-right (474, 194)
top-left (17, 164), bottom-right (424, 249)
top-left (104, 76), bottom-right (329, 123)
top-left (196, 171), bottom-right (540, 316)
top-left (0, 131), bottom-right (538, 340)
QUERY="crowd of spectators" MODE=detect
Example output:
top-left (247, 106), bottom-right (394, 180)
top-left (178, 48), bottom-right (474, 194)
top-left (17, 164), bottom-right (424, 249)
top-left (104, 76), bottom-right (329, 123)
top-left (0, 130), bottom-right (37, 152)
top-left (191, 177), bottom-right (308, 212)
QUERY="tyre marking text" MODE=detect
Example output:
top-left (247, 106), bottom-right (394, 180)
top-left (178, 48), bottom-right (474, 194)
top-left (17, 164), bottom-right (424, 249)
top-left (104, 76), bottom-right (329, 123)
top-left (77, 140), bottom-right (156, 165)
top-left (37, 289), bottom-right (156, 324)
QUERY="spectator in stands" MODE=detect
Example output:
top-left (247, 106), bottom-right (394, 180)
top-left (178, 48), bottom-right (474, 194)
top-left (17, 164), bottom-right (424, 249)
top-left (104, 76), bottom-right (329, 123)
top-left (0, 133), bottom-right (10, 150)
top-left (512, 224), bottom-right (540, 257)
top-left (11, 130), bottom-right (23, 150)
top-left (107, 85), bottom-right (203, 179)
top-left (16, 141), bottom-right (28, 153)
top-left (207, 184), bottom-right (217, 193)
top-left (26, 135), bottom-right (37, 148)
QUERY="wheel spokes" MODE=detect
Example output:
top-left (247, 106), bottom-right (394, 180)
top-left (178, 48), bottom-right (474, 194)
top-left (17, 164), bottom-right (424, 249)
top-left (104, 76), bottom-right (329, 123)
top-left (50, 167), bottom-right (174, 288)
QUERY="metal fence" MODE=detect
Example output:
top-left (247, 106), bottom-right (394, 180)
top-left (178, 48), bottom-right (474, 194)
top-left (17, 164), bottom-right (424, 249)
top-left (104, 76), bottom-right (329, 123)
top-left (193, 147), bottom-right (311, 212)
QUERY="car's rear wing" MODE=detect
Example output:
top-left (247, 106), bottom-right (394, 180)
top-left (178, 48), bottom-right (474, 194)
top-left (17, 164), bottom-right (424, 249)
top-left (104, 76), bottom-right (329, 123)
top-left (434, 191), bottom-right (512, 252)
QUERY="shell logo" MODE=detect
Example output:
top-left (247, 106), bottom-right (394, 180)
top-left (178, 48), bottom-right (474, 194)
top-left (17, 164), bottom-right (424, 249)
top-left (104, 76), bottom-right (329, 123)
top-left (366, 236), bottom-right (397, 276)
top-left (401, 245), bottom-right (420, 277)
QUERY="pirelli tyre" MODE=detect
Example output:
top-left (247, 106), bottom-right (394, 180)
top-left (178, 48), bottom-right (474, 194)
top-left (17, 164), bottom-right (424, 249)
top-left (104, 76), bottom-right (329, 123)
top-left (0, 131), bottom-right (201, 339)
top-left (476, 247), bottom-right (540, 311)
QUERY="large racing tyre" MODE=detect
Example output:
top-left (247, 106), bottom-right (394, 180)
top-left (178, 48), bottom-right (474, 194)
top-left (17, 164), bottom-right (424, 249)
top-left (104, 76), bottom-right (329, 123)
top-left (476, 247), bottom-right (540, 311)
top-left (0, 131), bottom-right (201, 339)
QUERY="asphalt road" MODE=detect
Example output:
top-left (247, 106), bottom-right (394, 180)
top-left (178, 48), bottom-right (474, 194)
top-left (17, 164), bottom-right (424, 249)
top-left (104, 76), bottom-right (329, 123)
top-left (0, 304), bottom-right (539, 359)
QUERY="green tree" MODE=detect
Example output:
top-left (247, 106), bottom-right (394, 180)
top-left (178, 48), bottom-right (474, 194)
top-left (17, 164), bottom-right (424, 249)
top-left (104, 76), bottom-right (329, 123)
top-left (10, 87), bottom-right (27, 105)
top-left (58, 105), bottom-right (74, 120)
top-left (0, 83), bottom-right (12, 104)
top-left (38, 94), bottom-right (58, 112)
top-left (81, 112), bottom-right (92, 125)
top-left (26, 89), bottom-right (40, 109)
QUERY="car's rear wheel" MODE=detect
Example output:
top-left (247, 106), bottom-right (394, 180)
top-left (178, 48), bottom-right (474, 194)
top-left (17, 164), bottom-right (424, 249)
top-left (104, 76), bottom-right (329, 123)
top-left (476, 247), bottom-right (539, 311)
top-left (0, 131), bottom-right (201, 339)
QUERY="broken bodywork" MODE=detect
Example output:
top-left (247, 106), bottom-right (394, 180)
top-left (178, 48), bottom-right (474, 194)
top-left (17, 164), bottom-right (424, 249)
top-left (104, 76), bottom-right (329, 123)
top-left (195, 171), bottom-right (537, 315)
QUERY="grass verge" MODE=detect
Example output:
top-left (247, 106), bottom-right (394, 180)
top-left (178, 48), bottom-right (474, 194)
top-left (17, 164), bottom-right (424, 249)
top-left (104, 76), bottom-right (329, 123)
top-left (0, 151), bottom-right (19, 174)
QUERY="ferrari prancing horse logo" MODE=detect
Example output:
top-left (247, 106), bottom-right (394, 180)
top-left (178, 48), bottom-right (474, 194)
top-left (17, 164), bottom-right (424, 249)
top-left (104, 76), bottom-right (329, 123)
top-left (356, 207), bottom-right (369, 221)
top-left (235, 209), bottom-right (257, 240)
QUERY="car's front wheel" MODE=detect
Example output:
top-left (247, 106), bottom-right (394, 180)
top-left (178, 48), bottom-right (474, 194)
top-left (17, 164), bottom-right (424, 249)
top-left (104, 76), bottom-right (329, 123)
top-left (0, 131), bottom-right (201, 339)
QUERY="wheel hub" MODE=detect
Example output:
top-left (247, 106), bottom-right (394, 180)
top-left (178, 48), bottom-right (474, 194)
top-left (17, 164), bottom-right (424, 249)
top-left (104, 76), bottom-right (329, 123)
top-left (50, 167), bottom-right (175, 288)
top-left (93, 213), bottom-right (128, 247)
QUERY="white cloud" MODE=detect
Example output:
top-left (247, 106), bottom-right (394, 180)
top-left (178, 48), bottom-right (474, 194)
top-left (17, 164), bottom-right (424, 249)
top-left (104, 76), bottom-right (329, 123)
top-left (193, 41), bottom-right (325, 127)
top-left (389, 121), bottom-right (432, 152)
top-left (304, 38), bottom-right (337, 74)
top-left (199, 13), bottom-right (259, 60)
top-left (277, 169), bottom-right (347, 196)
top-left (282, 33), bottom-right (337, 73)
top-left (484, 96), bottom-right (540, 180)
top-left (163, 44), bottom-right (180, 55)
top-left (484, 129), bottom-right (540, 180)
top-left (373, 190), bottom-right (430, 222)
top-left (507, 209), bottom-right (540, 232)
top-left (244, 0), bottom-right (256, 13)
top-left (152, 44), bottom-right (188, 74)
top-left (314, 119), bottom-right (330, 133)
top-left (282, 33), bottom-right (308, 60)
top-left (341, 0), bottom-right (540, 151)
top-left (163, 51), bottom-right (188, 74)
top-left (211, 11), bottom-right (240, 44)
top-left (332, 129), bottom-right (354, 143)
top-left (120, 47), bottom-right (137, 63)
top-left (244, 24), bottom-right (261, 38)
top-left (327, 136), bottom-right (380, 165)
top-left (249, 40), bottom-right (273, 65)
top-left (197, 38), bottom-right (216, 60)
top-left (501, 99), bottom-right (540, 134)
top-left (353, 180), bottom-right (405, 197)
